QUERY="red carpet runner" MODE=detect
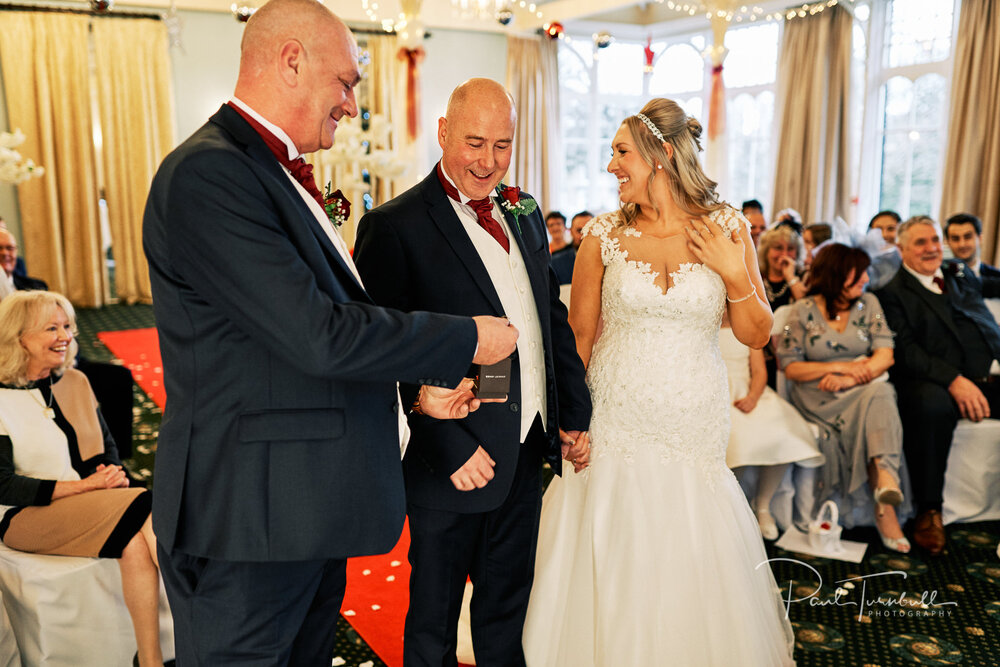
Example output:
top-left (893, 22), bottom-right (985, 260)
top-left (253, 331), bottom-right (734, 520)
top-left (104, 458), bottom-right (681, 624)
top-left (98, 327), bottom-right (414, 666)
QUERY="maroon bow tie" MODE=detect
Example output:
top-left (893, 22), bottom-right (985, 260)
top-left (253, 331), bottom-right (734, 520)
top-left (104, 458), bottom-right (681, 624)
top-left (436, 162), bottom-right (509, 253)
top-left (227, 102), bottom-right (325, 210)
top-left (933, 276), bottom-right (947, 293)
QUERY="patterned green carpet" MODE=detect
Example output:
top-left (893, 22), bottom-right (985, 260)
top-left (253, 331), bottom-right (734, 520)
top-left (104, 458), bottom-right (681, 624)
top-left (77, 303), bottom-right (1000, 667)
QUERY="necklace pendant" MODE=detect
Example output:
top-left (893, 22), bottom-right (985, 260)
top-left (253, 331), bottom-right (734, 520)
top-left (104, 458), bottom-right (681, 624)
top-left (43, 407), bottom-right (55, 419)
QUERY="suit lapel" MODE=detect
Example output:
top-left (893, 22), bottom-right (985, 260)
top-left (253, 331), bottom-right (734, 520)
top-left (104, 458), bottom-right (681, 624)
top-left (422, 175), bottom-right (505, 314)
top-left (213, 105), bottom-right (368, 299)
top-left (899, 269), bottom-right (961, 340)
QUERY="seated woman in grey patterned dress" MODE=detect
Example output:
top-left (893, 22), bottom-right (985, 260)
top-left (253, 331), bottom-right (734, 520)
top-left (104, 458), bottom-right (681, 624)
top-left (776, 243), bottom-right (911, 553)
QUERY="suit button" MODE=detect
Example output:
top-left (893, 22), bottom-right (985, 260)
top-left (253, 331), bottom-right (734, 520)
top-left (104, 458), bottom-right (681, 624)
top-left (418, 378), bottom-right (427, 384)
top-left (391, 401), bottom-right (399, 412)
top-left (510, 402), bottom-right (519, 413)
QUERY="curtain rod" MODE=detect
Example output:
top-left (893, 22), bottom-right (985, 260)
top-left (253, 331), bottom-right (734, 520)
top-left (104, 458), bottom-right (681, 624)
top-left (0, 3), bottom-right (162, 19)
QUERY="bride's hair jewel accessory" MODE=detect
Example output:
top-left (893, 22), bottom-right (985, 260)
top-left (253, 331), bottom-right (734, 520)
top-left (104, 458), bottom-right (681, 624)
top-left (635, 113), bottom-right (666, 143)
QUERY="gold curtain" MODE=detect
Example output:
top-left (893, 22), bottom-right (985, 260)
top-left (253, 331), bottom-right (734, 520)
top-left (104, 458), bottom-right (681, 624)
top-left (505, 35), bottom-right (560, 207)
top-left (771, 5), bottom-right (853, 225)
top-left (939, 0), bottom-right (1000, 262)
top-left (0, 12), bottom-right (104, 305)
top-left (92, 18), bottom-right (176, 304)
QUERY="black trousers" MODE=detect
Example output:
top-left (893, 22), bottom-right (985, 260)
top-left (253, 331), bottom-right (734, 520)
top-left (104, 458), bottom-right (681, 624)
top-left (158, 545), bottom-right (346, 666)
top-left (403, 423), bottom-right (546, 667)
top-left (896, 378), bottom-right (1000, 513)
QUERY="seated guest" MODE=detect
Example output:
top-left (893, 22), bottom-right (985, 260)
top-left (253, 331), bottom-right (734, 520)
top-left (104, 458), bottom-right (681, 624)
top-left (569, 210), bottom-right (593, 250)
top-left (758, 226), bottom-right (808, 389)
top-left (802, 223), bottom-right (832, 266)
top-left (0, 291), bottom-right (162, 665)
top-left (546, 211), bottom-right (576, 285)
top-left (0, 230), bottom-right (43, 291)
top-left (0, 218), bottom-right (27, 279)
top-left (721, 322), bottom-right (824, 540)
top-left (777, 243), bottom-right (910, 553)
top-left (0, 228), bottom-right (136, 459)
top-left (945, 213), bottom-right (999, 279)
top-left (869, 210), bottom-right (901, 245)
top-left (741, 199), bottom-right (767, 246)
top-left (875, 217), bottom-right (1000, 556)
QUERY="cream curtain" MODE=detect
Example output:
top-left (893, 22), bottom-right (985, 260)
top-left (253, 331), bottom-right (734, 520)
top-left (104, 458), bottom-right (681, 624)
top-left (771, 5), bottom-right (853, 226)
top-left (939, 0), bottom-right (1000, 262)
top-left (91, 19), bottom-right (175, 305)
top-left (505, 35), bottom-right (561, 207)
top-left (0, 12), bottom-right (104, 305)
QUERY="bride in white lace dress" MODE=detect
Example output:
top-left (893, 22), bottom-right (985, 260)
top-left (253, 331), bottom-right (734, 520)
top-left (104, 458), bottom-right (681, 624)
top-left (522, 99), bottom-right (795, 665)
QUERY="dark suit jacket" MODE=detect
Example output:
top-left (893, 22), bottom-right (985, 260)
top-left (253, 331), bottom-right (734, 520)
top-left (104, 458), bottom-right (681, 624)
top-left (875, 263), bottom-right (1000, 387)
top-left (354, 169), bottom-right (591, 513)
top-left (142, 105), bottom-right (478, 562)
top-left (979, 261), bottom-right (1000, 280)
top-left (12, 273), bottom-right (47, 291)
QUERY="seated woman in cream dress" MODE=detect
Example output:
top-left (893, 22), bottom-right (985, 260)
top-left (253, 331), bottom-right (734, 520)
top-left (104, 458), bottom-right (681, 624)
top-left (721, 321), bottom-right (823, 539)
top-left (0, 291), bottom-right (163, 666)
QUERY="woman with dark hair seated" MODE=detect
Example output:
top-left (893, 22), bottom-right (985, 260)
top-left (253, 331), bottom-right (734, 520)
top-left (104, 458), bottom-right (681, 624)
top-left (776, 243), bottom-right (911, 553)
top-left (0, 291), bottom-right (162, 665)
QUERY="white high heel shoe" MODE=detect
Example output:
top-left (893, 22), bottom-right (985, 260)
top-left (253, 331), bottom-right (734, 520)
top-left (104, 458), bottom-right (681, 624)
top-left (755, 508), bottom-right (779, 541)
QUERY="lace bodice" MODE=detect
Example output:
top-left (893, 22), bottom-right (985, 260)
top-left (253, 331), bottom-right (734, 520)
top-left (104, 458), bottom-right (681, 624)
top-left (582, 208), bottom-right (749, 486)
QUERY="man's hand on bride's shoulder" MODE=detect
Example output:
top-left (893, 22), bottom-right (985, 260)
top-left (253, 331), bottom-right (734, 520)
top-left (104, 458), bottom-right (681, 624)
top-left (560, 429), bottom-right (590, 473)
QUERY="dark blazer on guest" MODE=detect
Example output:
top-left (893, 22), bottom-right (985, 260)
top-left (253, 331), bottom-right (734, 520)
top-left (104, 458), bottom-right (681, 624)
top-left (979, 261), bottom-right (1000, 280)
top-left (12, 273), bottom-right (47, 291)
top-left (875, 263), bottom-right (1000, 387)
top-left (354, 169), bottom-right (591, 513)
top-left (142, 105), bottom-right (478, 562)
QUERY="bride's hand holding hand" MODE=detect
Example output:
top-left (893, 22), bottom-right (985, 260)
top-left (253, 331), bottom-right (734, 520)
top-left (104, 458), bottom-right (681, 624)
top-left (685, 216), bottom-right (747, 284)
top-left (560, 429), bottom-right (590, 473)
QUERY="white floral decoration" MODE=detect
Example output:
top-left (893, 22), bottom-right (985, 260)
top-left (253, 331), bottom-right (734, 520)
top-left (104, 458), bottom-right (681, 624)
top-left (0, 130), bottom-right (44, 184)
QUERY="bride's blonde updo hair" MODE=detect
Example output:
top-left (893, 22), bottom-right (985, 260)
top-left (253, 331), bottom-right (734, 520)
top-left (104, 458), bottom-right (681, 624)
top-left (617, 98), bottom-right (723, 226)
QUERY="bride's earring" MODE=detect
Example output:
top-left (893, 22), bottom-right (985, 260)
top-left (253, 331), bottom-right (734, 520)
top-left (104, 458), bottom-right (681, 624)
top-left (656, 164), bottom-right (663, 170)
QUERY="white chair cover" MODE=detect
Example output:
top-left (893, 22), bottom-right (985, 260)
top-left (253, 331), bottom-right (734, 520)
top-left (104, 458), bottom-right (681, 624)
top-left (942, 419), bottom-right (1000, 525)
top-left (0, 541), bottom-right (174, 666)
top-left (0, 588), bottom-right (22, 667)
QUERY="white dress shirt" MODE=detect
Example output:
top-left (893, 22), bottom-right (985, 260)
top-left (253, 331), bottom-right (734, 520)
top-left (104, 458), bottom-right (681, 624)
top-left (441, 168), bottom-right (547, 443)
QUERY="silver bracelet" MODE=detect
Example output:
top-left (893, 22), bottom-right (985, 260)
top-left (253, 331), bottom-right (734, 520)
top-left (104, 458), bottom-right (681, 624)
top-left (726, 285), bottom-right (757, 303)
top-left (787, 276), bottom-right (800, 287)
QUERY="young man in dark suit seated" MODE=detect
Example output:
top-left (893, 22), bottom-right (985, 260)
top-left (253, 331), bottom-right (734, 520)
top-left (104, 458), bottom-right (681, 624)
top-left (944, 212), bottom-right (1000, 280)
top-left (875, 216), bottom-right (1000, 556)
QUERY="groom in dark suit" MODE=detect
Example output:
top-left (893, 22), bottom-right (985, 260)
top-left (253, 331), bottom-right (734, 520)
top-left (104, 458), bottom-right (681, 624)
top-left (354, 78), bottom-right (592, 666)
top-left (143, 2), bottom-right (517, 664)
top-left (875, 217), bottom-right (1000, 556)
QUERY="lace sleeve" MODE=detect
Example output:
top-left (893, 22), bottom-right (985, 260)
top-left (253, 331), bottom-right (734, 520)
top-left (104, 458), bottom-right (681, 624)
top-left (775, 302), bottom-right (807, 367)
top-left (583, 212), bottom-right (626, 266)
top-left (864, 293), bottom-right (895, 350)
top-left (710, 206), bottom-right (750, 237)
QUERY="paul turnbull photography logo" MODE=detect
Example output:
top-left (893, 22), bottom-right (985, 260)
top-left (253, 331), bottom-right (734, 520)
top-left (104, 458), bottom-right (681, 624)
top-left (759, 558), bottom-right (959, 621)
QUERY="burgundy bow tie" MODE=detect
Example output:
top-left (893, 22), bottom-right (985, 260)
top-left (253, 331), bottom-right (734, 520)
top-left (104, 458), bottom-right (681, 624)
top-left (933, 276), bottom-right (947, 294)
top-left (436, 163), bottom-right (509, 253)
top-left (227, 102), bottom-right (325, 210)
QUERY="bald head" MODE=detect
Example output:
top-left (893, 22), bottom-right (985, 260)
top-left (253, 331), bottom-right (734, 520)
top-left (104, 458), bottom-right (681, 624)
top-left (445, 78), bottom-right (516, 125)
top-left (233, 0), bottom-right (360, 154)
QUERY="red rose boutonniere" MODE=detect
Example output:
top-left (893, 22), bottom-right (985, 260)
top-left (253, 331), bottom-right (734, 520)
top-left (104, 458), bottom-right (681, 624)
top-left (323, 184), bottom-right (351, 227)
top-left (495, 183), bottom-right (537, 235)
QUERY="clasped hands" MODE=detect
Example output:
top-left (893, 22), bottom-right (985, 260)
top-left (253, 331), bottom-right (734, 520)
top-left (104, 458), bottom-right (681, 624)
top-left (86, 463), bottom-right (130, 490)
top-left (449, 429), bottom-right (590, 492)
top-left (818, 360), bottom-right (874, 393)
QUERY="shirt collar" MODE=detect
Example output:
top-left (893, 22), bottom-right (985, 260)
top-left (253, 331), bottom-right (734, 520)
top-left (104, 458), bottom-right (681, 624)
top-left (902, 262), bottom-right (944, 291)
top-left (229, 96), bottom-right (299, 162)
